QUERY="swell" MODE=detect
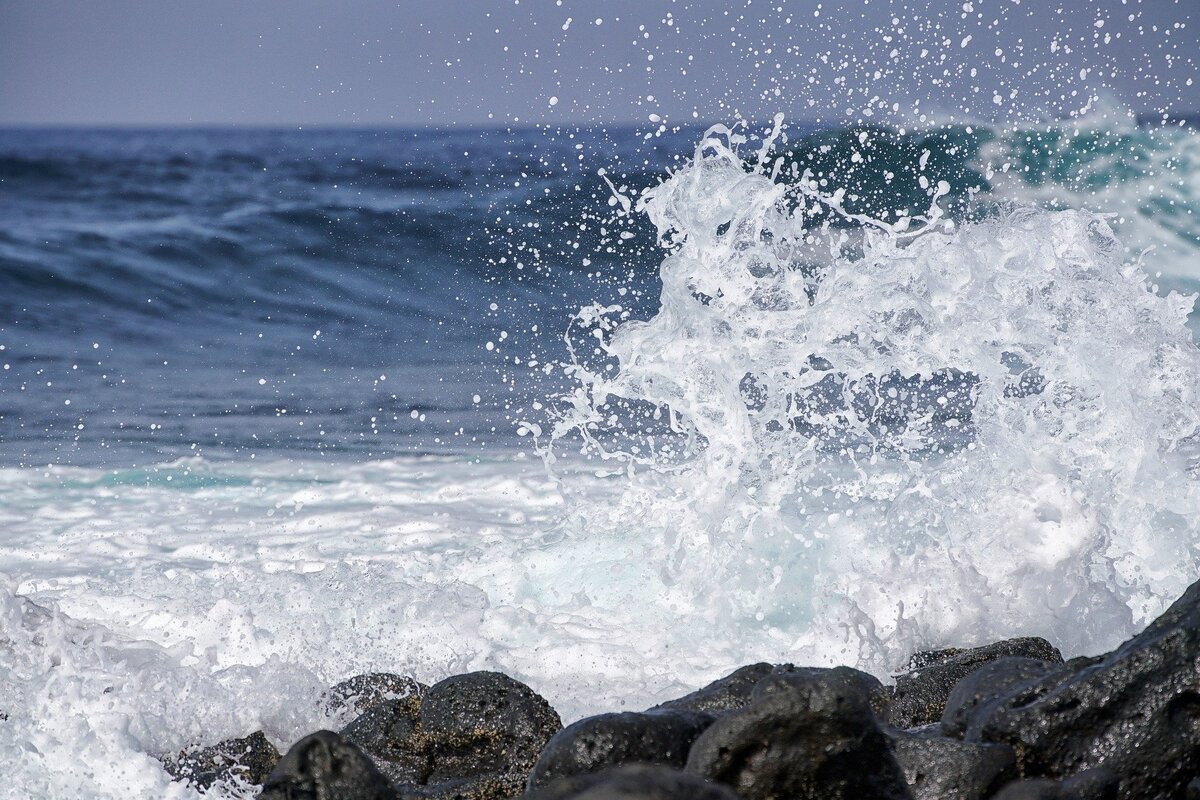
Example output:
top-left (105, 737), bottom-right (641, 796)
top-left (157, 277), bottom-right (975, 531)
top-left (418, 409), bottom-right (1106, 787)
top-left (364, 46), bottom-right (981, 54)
top-left (2, 122), bottom-right (1196, 330)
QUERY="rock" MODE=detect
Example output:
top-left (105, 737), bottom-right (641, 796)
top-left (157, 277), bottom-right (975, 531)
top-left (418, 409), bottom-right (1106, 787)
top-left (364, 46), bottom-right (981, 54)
top-left (685, 667), bottom-right (909, 800)
top-left (525, 764), bottom-right (743, 800)
top-left (259, 730), bottom-right (397, 800)
top-left (989, 767), bottom-right (1117, 800)
top-left (654, 663), bottom-right (891, 719)
top-left (1188, 777), bottom-right (1200, 800)
top-left (527, 710), bottom-right (714, 790)
top-left (321, 672), bottom-right (426, 726)
top-left (968, 578), bottom-right (1200, 799)
top-left (939, 657), bottom-right (1062, 738)
top-left (884, 727), bottom-right (1015, 799)
top-left (651, 664), bottom-right (776, 715)
top-left (342, 696), bottom-right (428, 785)
top-left (420, 671), bottom-right (561, 792)
top-left (160, 730), bottom-right (279, 789)
top-left (889, 637), bottom-right (1063, 728)
top-left (342, 670), bottom-right (561, 799)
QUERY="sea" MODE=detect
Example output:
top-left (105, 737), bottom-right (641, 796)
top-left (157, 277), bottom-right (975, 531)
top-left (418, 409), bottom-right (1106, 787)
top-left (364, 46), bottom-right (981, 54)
top-left (2, 116), bottom-right (1199, 796)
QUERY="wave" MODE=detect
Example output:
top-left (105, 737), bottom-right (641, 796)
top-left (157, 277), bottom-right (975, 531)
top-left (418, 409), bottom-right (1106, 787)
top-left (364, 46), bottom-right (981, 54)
top-left (535, 121), bottom-right (1200, 671)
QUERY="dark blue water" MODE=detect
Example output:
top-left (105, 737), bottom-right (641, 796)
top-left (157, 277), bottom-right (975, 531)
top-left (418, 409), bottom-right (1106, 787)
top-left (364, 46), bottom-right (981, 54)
top-left (3, 122), bottom-right (1196, 467)
top-left (0, 127), bottom-right (700, 466)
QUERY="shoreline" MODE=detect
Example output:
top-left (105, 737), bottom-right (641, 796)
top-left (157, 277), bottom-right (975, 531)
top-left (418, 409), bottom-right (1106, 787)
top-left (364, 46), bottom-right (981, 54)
top-left (150, 575), bottom-right (1200, 799)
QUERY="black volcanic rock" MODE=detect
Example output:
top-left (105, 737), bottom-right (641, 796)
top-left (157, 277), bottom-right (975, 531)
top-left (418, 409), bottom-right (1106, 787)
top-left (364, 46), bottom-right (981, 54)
top-left (989, 767), bottom-right (1117, 800)
top-left (684, 667), bottom-right (909, 800)
top-left (653, 663), bottom-right (891, 719)
top-left (321, 672), bottom-right (426, 725)
top-left (889, 638), bottom-right (1063, 729)
top-left (939, 657), bottom-right (1062, 738)
top-left (967, 577), bottom-right (1200, 799)
top-left (884, 727), bottom-right (1015, 800)
top-left (420, 671), bottom-right (561, 789)
top-left (650, 664), bottom-right (776, 715)
top-left (259, 730), bottom-right (396, 800)
top-left (342, 696), bottom-right (427, 785)
top-left (161, 730), bottom-right (279, 789)
top-left (526, 764), bottom-right (743, 800)
top-left (527, 710), bottom-right (714, 789)
top-left (342, 670), bottom-right (561, 799)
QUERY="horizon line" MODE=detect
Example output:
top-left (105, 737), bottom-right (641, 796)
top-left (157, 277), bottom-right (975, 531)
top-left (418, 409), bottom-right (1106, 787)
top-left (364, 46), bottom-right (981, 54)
top-left (0, 111), bottom-right (1196, 133)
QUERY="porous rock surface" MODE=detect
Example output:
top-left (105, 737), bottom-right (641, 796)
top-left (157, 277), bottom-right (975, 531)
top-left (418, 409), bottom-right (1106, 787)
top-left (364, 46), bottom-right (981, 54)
top-left (889, 637), bottom-right (1063, 729)
top-left (884, 726), bottom-right (1015, 800)
top-left (321, 671), bottom-right (427, 726)
top-left (160, 729), bottom-right (279, 789)
top-left (684, 666), bottom-right (910, 800)
top-left (966, 578), bottom-right (1200, 799)
top-left (345, 670), bottom-right (561, 799)
top-left (259, 730), bottom-right (397, 800)
top-left (525, 764), bottom-right (742, 800)
top-left (527, 709), bottom-right (714, 789)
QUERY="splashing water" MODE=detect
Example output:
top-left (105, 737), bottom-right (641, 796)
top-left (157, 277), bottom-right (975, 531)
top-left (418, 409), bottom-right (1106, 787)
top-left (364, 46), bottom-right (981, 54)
top-left (4, 121), bottom-right (1200, 798)
top-left (537, 121), bottom-right (1200, 670)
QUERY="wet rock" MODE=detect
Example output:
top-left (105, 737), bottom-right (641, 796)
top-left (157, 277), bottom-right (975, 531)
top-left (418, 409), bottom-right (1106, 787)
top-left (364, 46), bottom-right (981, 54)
top-left (259, 730), bottom-right (397, 800)
top-left (884, 727), bottom-right (1015, 800)
top-left (685, 667), bottom-right (909, 800)
top-left (420, 671), bottom-right (561, 791)
top-left (161, 730), bottom-right (280, 789)
top-left (343, 670), bottom-right (561, 799)
top-left (968, 578), bottom-right (1200, 799)
top-left (653, 662), bottom-right (891, 719)
top-left (889, 637), bottom-right (1063, 728)
top-left (525, 764), bottom-right (743, 800)
top-left (321, 672), bottom-right (426, 726)
top-left (342, 696), bottom-right (428, 785)
top-left (651, 664), bottom-right (776, 715)
top-left (939, 657), bottom-right (1062, 738)
top-left (989, 767), bottom-right (1117, 800)
top-left (527, 710), bottom-right (714, 789)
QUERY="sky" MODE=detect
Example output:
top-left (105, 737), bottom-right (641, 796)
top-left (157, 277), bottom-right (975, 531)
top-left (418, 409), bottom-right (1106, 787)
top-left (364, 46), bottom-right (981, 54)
top-left (0, 0), bottom-right (1197, 127)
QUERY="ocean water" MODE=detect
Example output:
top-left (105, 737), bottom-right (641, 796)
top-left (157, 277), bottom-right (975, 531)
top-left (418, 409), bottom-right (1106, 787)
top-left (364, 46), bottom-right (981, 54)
top-left (2, 117), bottom-right (1200, 796)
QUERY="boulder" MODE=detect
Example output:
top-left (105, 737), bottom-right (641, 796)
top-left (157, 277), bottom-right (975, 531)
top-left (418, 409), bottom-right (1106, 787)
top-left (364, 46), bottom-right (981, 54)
top-left (685, 667), bottom-right (909, 800)
top-left (420, 671), bottom-right (561, 790)
top-left (968, 578), bottom-right (1200, 799)
top-left (989, 767), bottom-right (1117, 800)
top-left (321, 672), bottom-right (426, 727)
top-left (939, 657), bottom-right (1062, 738)
top-left (161, 730), bottom-right (279, 789)
top-left (889, 638), bottom-right (1063, 729)
top-left (259, 730), bottom-right (397, 800)
top-left (342, 670), bottom-right (561, 799)
top-left (650, 664), bottom-right (776, 715)
top-left (653, 663), bottom-right (891, 719)
top-left (527, 710), bottom-right (714, 789)
top-left (525, 764), bottom-right (743, 800)
top-left (884, 727), bottom-right (1015, 799)
top-left (342, 696), bottom-right (427, 785)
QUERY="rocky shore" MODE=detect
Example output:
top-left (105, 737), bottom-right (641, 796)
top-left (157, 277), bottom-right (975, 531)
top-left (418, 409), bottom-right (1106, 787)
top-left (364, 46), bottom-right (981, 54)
top-left (160, 576), bottom-right (1200, 799)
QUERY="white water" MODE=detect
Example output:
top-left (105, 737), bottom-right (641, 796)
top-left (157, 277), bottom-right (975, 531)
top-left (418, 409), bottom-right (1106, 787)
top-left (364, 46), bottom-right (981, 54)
top-left (6, 125), bottom-right (1200, 798)
top-left (541, 123), bottom-right (1200, 681)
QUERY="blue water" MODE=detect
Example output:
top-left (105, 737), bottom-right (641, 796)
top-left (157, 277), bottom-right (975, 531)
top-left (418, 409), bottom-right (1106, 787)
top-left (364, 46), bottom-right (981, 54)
top-left (0, 127), bottom-right (687, 465)
top-left (2, 121), bottom-right (1197, 466)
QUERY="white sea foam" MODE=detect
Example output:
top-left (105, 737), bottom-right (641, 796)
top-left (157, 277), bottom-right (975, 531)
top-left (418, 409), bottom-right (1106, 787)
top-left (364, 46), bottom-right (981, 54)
top-left (540, 122), bottom-right (1200, 673)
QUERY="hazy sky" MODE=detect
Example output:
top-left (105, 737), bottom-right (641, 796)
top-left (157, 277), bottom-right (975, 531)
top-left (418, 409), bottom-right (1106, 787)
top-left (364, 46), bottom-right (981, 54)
top-left (1, 0), bottom-right (1196, 127)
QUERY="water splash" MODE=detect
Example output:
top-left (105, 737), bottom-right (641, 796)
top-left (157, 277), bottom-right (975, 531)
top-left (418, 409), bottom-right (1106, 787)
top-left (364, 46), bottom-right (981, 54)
top-left (537, 121), bottom-right (1200, 670)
